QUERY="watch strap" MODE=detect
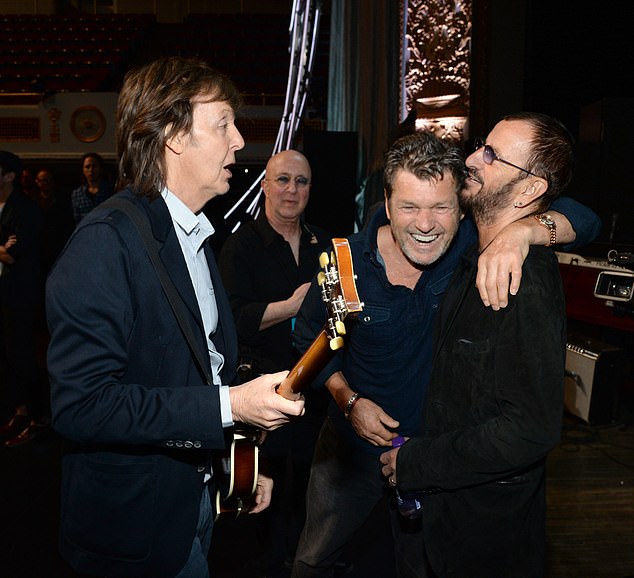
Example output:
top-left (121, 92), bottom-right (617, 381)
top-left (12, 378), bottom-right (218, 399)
top-left (535, 213), bottom-right (557, 247)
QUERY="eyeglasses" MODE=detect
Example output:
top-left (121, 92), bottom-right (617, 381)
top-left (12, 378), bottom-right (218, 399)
top-left (267, 175), bottom-right (311, 188)
top-left (474, 138), bottom-right (538, 178)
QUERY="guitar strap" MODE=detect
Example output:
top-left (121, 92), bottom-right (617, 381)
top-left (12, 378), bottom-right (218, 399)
top-left (106, 197), bottom-right (214, 386)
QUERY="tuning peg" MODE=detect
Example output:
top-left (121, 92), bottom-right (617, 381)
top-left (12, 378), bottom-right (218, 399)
top-left (319, 252), bottom-right (330, 268)
top-left (329, 336), bottom-right (344, 350)
top-left (317, 271), bottom-right (326, 286)
top-left (335, 320), bottom-right (346, 335)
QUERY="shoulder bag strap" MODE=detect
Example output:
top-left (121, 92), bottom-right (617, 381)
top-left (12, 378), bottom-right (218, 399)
top-left (106, 197), bottom-right (214, 386)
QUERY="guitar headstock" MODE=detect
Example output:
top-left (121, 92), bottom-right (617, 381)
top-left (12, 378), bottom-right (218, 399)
top-left (276, 238), bottom-right (363, 400)
top-left (317, 238), bottom-right (364, 350)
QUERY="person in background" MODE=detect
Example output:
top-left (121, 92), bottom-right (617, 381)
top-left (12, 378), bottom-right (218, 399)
top-left (0, 151), bottom-right (47, 447)
top-left (70, 151), bottom-right (114, 224)
top-left (46, 56), bottom-right (305, 578)
top-left (20, 168), bottom-right (39, 199)
top-left (34, 168), bottom-right (74, 274)
top-left (218, 149), bottom-right (331, 577)
top-left (356, 108), bottom-right (417, 230)
top-left (381, 112), bottom-right (577, 577)
top-left (34, 168), bottom-right (58, 210)
top-left (291, 129), bottom-right (601, 578)
top-left (33, 168), bottom-right (75, 429)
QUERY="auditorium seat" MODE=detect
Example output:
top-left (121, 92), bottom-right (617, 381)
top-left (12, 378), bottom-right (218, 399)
top-left (0, 13), bottom-right (155, 94)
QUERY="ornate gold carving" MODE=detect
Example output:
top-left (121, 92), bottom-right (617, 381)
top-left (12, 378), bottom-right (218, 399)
top-left (48, 107), bottom-right (62, 143)
top-left (404, 0), bottom-right (472, 141)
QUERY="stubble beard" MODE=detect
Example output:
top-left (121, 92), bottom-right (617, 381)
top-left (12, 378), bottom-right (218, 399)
top-left (459, 179), bottom-right (518, 226)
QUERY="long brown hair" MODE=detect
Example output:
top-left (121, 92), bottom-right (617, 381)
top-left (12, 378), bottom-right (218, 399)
top-left (116, 57), bottom-right (242, 198)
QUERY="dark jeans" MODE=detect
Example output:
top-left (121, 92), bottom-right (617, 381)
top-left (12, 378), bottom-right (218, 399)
top-left (292, 417), bottom-right (430, 578)
top-left (174, 486), bottom-right (214, 578)
top-left (237, 357), bottom-right (329, 576)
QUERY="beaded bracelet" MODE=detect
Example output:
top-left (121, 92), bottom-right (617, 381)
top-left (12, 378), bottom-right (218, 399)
top-left (343, 392), bottom-right (361, 419)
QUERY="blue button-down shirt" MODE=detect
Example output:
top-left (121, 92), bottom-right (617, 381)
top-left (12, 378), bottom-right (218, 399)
top-left (294, 205), bottom-right (477, 455)
top-left (294, 197), bottom-right (600, 456)
top-left (161, 188), bottom-right (232, 427)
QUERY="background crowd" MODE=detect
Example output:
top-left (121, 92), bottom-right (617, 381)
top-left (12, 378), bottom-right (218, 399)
top-left (0, 150), bottom-right (114, 447)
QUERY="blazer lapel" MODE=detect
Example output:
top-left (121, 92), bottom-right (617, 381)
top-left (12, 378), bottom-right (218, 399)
top-left (140, 193), bottom-right (237, 384)
top-left (433, 252), bottom-right (476, 361)
top-left (204, 242), bottom-right (237, 383)
top-left (143, 195), bottom-right (205, 332)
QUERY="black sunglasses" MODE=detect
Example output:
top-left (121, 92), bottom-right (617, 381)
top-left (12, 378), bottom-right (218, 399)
top-left (474, 138), bottom-right (538, 178)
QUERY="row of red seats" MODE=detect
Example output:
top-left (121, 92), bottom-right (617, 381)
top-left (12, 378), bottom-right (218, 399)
top-left (0, 13), bottom-right (154, 94)
top-left (0, 11), bottom-right (326, 98)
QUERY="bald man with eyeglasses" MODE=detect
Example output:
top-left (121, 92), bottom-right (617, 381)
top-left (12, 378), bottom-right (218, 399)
top-left (218, 149), bottom-right (332, 577)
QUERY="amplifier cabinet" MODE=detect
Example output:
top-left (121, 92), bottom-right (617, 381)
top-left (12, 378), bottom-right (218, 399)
top-left (564, 333), bottom-right (625, 424)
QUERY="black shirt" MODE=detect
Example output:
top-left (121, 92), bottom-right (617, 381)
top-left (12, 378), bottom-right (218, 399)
top-left (218, 211), bottom-right (331, 374)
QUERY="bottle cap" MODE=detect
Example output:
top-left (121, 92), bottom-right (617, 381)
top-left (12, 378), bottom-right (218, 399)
top-left (392, 435), bottom-right (406, 448)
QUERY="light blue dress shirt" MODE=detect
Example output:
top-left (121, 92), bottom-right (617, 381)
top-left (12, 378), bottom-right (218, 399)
top-left (161, 189), bottom-right (233, 427)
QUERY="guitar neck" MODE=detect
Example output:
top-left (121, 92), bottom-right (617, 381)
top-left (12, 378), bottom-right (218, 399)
top-left (277, 238), bottom-right (362, 401)
top-left (277, 329), bottom-right (335, 399)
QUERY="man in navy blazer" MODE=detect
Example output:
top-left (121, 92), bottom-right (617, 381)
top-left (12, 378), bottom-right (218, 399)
top-left (46, 57), bottom-right (304, 578)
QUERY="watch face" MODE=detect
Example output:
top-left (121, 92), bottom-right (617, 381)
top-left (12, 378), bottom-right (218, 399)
top-left (70, 106), bottom-right (106, 143)
top-left (536, 214), bottom-right (557, 246)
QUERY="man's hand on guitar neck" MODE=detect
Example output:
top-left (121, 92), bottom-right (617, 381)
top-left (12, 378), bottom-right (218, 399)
top-left (326, 372), bottom-right (399, 447)
top-left (230, 370), bottom-right (305, 430)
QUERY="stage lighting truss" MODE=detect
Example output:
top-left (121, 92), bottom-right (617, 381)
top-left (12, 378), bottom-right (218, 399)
top-left (224, 0), bottom-right (322, 233)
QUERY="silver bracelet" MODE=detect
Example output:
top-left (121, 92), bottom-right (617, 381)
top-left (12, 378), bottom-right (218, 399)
top-left (343, 392), bottom-right (360, 419)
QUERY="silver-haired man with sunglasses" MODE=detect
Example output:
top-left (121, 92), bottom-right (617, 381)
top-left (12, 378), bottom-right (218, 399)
top-left (381, 112), bottom-right (583, 577)
top-left (294, 121), bottom-right (600, 578)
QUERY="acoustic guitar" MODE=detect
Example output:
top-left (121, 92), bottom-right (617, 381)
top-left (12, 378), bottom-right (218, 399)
top-left (214, 237), bottom-right (363, 517)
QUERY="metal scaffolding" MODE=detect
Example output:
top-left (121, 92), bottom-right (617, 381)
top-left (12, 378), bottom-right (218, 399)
top-left (223, 0), bottom-right (322, 232)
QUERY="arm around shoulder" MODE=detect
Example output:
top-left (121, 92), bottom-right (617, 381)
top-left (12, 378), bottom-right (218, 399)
top-left (549, 196), bottom-right (602, 249)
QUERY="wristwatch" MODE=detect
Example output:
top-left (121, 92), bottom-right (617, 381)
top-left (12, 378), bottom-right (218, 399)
top-left (535, 213), bottom-right (557, 247)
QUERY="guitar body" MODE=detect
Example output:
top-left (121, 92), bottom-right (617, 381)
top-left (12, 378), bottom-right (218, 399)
top-left (215, 238), bottom-right (363, 517)
top-left (214, 430), bottom-right (259, 518)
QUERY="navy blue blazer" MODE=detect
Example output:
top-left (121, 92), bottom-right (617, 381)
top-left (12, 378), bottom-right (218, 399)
top-left (46, 188), bottom-right (237, 577)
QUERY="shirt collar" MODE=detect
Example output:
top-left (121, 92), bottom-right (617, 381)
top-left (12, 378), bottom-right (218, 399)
top-left (255, 210), bottom-right (315, 247)
top-left (161, 188), bottom-right (215, 239)
top-left (364, 204), bottom-right (388, 265)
